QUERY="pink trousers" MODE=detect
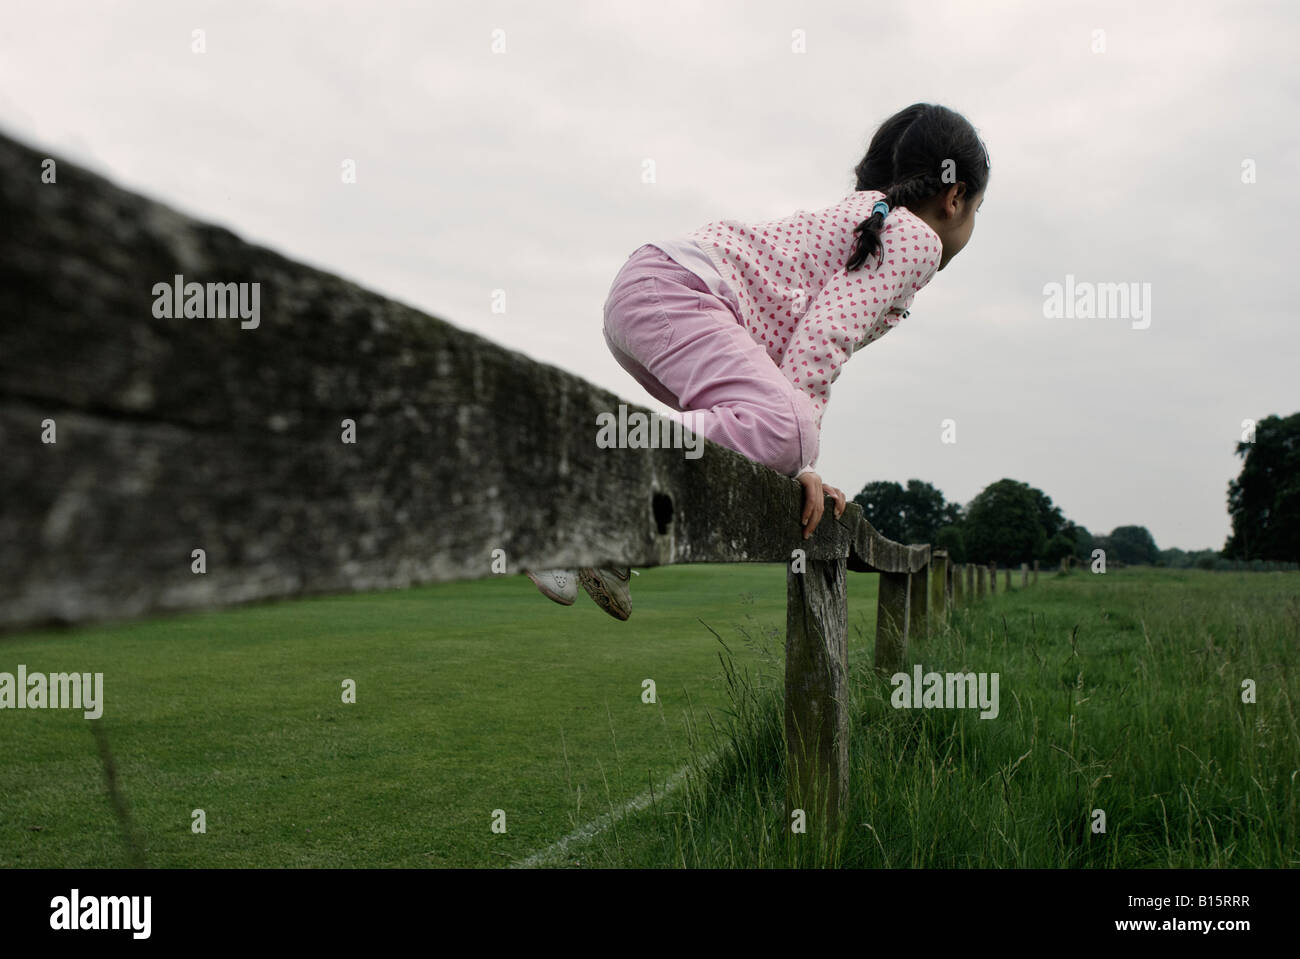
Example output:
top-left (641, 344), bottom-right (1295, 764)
top-left (601, 244), bottom-right (820, 477)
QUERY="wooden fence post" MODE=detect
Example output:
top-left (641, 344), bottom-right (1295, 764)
top-left (1020, 562), bottom-right (1028, 587)
top-left (1060, 556), bottom-right (1069, 573)
top-left (909, 560), bottom-right (929, 642)
top-left (966, 563), bottom-right (975, 599)
top-left (874, 571), bottom-right (911, 674)
top-left (785, 559), bottom-right (848, 830)
top-left (989, 562), bottom-right (997, 594)
top-left (976, 564), bottom-right (987, 599)
top-left (952, 562), bottom-right (965, 606)
top-left (930, 550), bottom-right (949, 624)
top-left (1033, 560), bottom-right (1039, 584)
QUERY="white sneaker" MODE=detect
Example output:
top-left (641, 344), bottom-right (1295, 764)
top-left (526, 568), bottom-right (579, 606)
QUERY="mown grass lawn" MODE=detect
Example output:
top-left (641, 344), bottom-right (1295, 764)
top-left (0, 564), bottom-right (815, 867)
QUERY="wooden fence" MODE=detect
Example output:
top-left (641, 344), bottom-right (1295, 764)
top-left (0, 130), bottom-right (1049, 832)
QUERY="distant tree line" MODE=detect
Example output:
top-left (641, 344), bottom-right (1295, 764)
top-left (853, 408), bottom-right (1300, 570)
top-left (1155, 550), bottom-right (1297, 572)
top-left (851, 477), bottom-right (1149, 566)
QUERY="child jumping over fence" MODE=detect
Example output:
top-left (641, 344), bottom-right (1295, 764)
top-left (528, 103), bottom-right (990, 620)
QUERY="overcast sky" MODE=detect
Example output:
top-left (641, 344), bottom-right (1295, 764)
top-left (2, 0), bottom-right (1295, 552)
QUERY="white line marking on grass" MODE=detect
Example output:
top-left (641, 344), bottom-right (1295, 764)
top-left (510, 750), bottom-right (722, 869)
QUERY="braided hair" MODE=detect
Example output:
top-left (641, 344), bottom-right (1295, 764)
top-left (845, 103), bottom-right (990, 272)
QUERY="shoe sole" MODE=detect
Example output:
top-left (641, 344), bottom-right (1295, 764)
top-left (578, 569), bottom-right (631, 621)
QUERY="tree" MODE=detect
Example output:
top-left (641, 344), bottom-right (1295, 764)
top-left (1066, 522), bottom-right (1094, 561)
top-left (853, 480), bottom-right (908, 541)
top-left (1224, 412), bottom-right (1300, 562)
top-left (1093, 534), bottom-right (1114, 561)
top-left (898, 479), bottom-right (960, 544)
top-left (1107, 525), bottom-right (1159, 565)
top-left (962, 479), bottom-right (1049, 566)
top-left (1028, 487), bottom-right (1067, 543)
top-left (1043, 531), bottom-right (1075, 563)
top-left (934, 524), bottom-right (966, 562)
top-left (853, 479), bottom-right (961, 545)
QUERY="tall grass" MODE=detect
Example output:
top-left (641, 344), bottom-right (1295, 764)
top-left (571, 568), bottom-right (1300, 867)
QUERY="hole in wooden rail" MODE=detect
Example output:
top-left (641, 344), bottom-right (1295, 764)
top-left (652, 492), bottom-right (673, 535)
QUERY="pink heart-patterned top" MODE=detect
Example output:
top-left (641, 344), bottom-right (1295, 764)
top-left (681, 190), bottom-right (942, 434)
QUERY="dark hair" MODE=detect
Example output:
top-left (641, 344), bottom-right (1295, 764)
top-left (845, 103), bottom-right (990, 271)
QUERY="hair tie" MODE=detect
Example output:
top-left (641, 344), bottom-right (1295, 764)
top-left (871, 200), bottom-right (890, 219)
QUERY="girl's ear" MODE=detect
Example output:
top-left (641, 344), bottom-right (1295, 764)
top-left (934, 182), bottom-right (963, 218)
top-left (942, 182), bottom-right (974, 218)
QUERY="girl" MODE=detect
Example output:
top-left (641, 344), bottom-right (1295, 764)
top-left (528, 103), bottom-right (989, 621)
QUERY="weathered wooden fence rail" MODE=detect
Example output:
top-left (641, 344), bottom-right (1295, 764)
top-left (0, 131), bottom-right (1045, 832)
